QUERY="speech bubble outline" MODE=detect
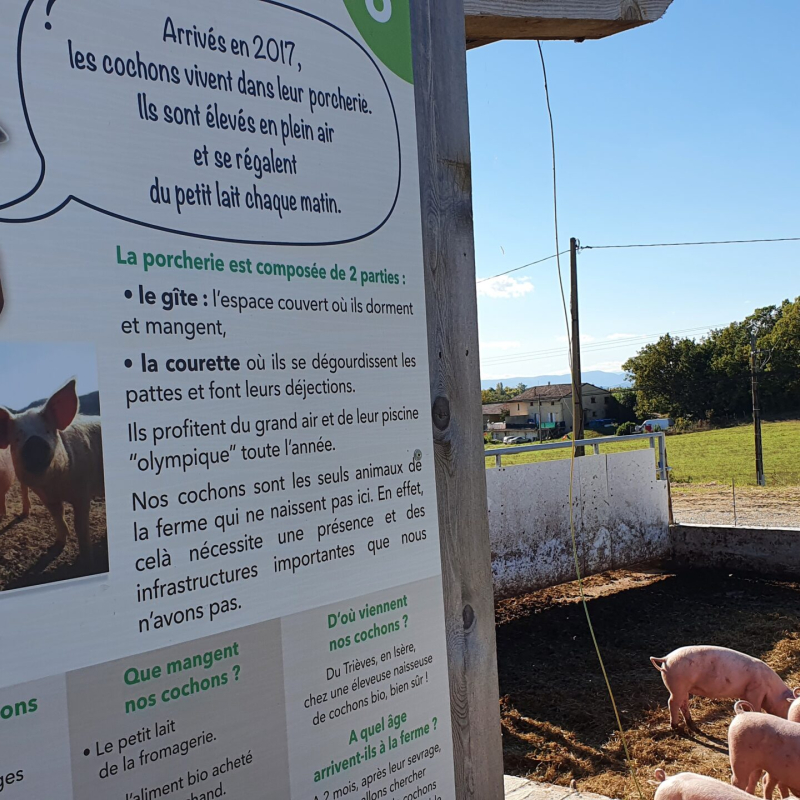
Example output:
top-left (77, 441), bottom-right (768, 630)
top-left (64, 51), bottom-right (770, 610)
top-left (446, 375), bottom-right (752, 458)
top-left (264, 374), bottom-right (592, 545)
top-left (0, 0), bottom-right (404, 247)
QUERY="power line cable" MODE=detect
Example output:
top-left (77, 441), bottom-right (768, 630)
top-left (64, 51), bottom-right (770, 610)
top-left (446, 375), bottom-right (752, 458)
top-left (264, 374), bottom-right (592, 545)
top-left (482, 327), bottom-right (716, 364)
top-left (582, 236), bottom-right (800, 251)
top-left (476, 236), bottom-right (800, 286)
top-left (537, 41), bottom-right (571, 353)
top-left (482, 323), bottom-right (725, 365)
top-left (535, 41), bottom-right (646, 800)
top-left (476, 250), bottom-right (567, 284)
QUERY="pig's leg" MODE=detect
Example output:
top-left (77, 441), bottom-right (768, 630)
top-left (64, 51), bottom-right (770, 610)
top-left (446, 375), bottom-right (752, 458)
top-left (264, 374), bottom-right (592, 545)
top-left (744, 689), bottom-right (767, 714)
top-left (732, 765), bottom-right (760, 795)
top-left (43, 501), bottom-right (69, 551)
top-left (20, 484), bottom-right (29, 518)
top-left (680, 698), bottom-right (700, 731)
top-left (749, 771), bottom-right (765, 796)
top-left (72, 499), bottom-right (93, 565)
top-left (764, 775), bottom-right (778, 800)
top-left (668, 693), bottom-right (684, 728)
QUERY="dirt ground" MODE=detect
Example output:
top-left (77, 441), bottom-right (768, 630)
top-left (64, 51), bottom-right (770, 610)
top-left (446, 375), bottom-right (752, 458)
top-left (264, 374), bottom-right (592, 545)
top-left (671, 484), bottom-right (800, 528)
top-left (497, 568), bottom-right (800, 800)
top-left (0, 483), bottom-right (108, 591)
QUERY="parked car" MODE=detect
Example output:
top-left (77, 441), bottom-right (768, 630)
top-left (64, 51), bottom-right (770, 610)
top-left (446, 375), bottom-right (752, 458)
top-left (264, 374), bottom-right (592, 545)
top-left (635, 418), bottom-right (673, 433)
top-left (587, 418), bottom-right (617, 434)
top-left (503, 435), bottom-right (532, 444)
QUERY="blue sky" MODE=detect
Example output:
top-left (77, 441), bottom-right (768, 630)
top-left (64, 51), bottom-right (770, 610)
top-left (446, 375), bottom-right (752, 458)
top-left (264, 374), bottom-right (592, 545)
top-left (468, 0), bottom-right (799, 381)
top-left (0, 342), bottom-right (98, 410)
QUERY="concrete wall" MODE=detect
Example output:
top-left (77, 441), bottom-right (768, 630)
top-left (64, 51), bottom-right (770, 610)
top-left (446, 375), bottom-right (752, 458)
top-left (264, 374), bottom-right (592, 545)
top-left (487, 449), bottom-right (669, 598)
top-left (671, 523), bottom-right (800, 576)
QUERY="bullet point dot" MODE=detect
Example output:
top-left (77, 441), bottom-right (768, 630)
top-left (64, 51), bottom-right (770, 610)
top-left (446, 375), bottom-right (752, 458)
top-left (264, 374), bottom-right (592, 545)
top-left (124, 359), bottom-right (133, 368)
top-left (83, 748), bottom-right (90, 757)
top-left (124, 289), bottom-right (133, 299)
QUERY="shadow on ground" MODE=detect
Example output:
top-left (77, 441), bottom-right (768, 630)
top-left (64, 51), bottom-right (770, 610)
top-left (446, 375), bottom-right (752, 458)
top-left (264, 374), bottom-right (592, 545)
top-left (497, 569), bottom-right (800, 797)
top-left (0, 484), bottom-right (108, 591)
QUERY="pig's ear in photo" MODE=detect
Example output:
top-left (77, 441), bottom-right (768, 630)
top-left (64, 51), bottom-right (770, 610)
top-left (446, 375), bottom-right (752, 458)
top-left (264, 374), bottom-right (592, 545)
top-left (0, 408), bottom-right (11, 449)
top-left (793, 688), bottom-right (800, 699)
top-left (44, 379), bottom-right (79, 431)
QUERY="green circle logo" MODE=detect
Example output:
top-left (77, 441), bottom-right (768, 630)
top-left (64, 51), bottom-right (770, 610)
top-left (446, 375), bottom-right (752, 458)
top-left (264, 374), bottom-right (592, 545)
top-left (343, 0), bottom-right (413, 84)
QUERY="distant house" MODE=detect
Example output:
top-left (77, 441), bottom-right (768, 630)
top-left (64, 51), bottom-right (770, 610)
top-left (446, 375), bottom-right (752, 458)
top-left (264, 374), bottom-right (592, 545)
top-left (481, 403), bottom-right (509, 428)
top-left (507, 383), bottom-right (612, 432)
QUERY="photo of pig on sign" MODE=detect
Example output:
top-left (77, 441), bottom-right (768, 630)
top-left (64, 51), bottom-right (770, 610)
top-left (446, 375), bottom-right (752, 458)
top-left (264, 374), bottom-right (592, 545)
top-left (0, 341), bottom-right (107, 591)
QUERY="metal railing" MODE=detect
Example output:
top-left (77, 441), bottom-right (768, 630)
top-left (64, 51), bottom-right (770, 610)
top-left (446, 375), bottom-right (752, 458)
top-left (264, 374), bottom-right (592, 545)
top-left (485, 432), bottom-right (668, 480)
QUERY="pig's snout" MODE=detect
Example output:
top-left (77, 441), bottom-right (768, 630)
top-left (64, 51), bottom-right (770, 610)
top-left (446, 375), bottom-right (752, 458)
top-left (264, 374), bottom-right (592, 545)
top-left (21, 435), bottom-right (53, 474)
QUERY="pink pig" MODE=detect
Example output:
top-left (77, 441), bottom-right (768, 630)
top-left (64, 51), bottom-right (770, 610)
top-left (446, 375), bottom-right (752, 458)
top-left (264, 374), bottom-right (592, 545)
top-left (650, 646), bottom-right (794, 730)
top-left (651, 769), bottom-right (756, 800)
top-left (0, 449), bottom-right (29, 518)
top-left (786, 691), bottom-right (800, 723)
top-left (729, 702), bottom-right (800, 798)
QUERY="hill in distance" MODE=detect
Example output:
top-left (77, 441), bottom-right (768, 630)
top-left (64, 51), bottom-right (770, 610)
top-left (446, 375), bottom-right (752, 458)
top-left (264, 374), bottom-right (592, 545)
top-left (480, 371), bottom-right (630, 391)
top-left (16, 390), bottom-right (100, 416)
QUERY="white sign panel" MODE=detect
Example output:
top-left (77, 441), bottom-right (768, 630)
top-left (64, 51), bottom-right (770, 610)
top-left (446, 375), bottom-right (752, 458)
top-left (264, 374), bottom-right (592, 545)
top-left (0, 1), bottom-right (455, 797)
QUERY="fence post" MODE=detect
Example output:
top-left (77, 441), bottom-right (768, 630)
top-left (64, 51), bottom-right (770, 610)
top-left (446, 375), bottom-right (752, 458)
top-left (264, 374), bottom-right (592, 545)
top-left (664, 444), bottom-right (674, 524)
top-left (657, 435), bottom-right (667, 481)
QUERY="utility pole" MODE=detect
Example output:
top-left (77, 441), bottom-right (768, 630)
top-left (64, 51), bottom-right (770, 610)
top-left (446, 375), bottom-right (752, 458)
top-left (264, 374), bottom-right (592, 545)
top-left (570, 237), bottom-right (584, 456)
top-left (537, 397), bottom-right (542, 442)
top-left (750, 330), bottom-right (766, 486)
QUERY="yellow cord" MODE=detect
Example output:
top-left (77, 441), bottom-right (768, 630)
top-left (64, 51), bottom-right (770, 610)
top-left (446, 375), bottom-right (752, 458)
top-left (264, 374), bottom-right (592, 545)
top-left (568, 439), bottom-right (646, 800)
top-left (537, 39), bottom-right (645, 799)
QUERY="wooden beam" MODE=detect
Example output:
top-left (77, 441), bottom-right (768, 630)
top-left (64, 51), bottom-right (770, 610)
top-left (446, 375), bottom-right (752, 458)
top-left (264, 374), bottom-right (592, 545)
top-left (464, 0), bottom-right (674, 49)
top-left (410, 1), bottom-right (505, 799)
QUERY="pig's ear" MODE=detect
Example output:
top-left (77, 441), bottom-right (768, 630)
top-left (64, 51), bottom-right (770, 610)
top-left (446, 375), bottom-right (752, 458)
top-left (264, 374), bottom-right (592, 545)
top-left (793, 688), bottom-right (800, 699)
top-left (44, 379), bottom-right (79, 430)
top-left (0, 408), bottom-right (11, 449)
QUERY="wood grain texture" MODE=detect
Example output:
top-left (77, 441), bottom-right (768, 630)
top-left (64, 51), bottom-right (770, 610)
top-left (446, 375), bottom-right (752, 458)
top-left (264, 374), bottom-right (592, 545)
top-left (464, 0), bottom-right (674, 47)
top-left (410, 1), bottom-right (504, 798)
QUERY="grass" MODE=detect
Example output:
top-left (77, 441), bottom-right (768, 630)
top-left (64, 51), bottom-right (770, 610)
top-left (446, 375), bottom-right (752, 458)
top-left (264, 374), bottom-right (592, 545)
top-left (486, 419), bottom-right (800, 486)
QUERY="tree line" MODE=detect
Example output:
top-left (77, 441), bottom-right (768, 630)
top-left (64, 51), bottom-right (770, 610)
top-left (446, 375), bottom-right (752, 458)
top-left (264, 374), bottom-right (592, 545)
top-left (622, 297), bottom-right (800, 421)
top-left (481, 383), bottom-right (528, 404)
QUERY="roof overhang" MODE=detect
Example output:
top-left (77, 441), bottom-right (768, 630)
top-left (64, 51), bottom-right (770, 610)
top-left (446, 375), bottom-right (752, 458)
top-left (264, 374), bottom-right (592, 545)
top-left (465, 1), bottom-right (674, 49)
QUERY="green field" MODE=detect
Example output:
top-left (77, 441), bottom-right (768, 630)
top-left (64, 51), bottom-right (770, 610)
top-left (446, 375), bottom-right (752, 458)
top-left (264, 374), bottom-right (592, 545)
top-left (485, 420), bottom-right (800, 486)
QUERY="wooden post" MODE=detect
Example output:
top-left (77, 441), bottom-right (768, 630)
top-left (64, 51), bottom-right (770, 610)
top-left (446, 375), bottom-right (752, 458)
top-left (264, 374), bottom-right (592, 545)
top-left (410, 2), bottom-right (504, 798)
top-left (570, 237), bottom-right (584, 456)
top-left (750, 331), bottom-right (766, 486)
top-left (538, 397), bottom-right (542, 442)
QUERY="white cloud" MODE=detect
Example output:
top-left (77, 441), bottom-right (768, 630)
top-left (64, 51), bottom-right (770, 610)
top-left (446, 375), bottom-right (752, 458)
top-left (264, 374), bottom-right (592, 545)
top-left (480, 340), bottom-right (522, 352)
top-left (476, 275), bottom-right (534, 299)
